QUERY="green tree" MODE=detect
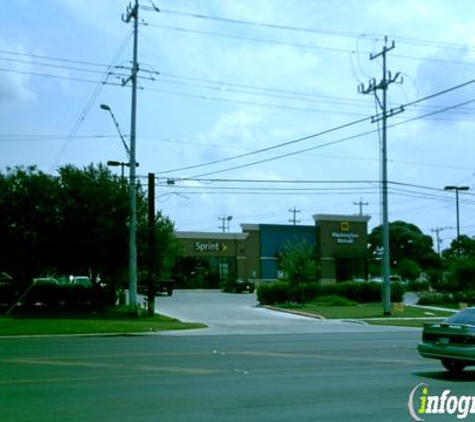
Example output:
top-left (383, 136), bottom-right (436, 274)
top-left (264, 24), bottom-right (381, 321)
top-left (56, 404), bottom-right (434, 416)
top-left (368, 220), bottom-right (442, 281)
top-left (0, 166), bottom-right (60, 282)
top-left (442, 235), bottom-right (475, 292)
top-left (442, 235), bottom-right (475, 261)
top-left (138, 210), bottom-right (180, 281)
top-left (56, 164), bottom-right (132, 282)
top-left (280, 239), bottom-right (318, 286)
top-left (0, 164), bottom-right (179, 304)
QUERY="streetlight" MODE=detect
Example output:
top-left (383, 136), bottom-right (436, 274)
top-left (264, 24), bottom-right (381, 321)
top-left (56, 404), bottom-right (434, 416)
top-left (100, 104), bottom-right (130, 159)
top-left (444, 185), bottom-right (469, 252)
top-left (101, 102), bottom-right (138, 312)
top-left (106, 160), bottom-right (139, 179)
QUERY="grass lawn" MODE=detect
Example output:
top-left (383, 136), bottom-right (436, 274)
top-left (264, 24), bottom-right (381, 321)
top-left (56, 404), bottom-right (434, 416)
top-left (277, 302), bottom-right (455, 327)
top-left (0, 307), bottom-right (206, 336)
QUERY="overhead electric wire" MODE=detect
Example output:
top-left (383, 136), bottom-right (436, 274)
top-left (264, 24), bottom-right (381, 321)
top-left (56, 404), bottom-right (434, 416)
top-left (146, 23), bottom-right (475, 67)
top-left (4, 48), bottom-right (475, 113)
top-left (49, 30), bottom-right (133, 171)
top-left (143, 85), bottom-right (368, 116)
top-left (3, 49), bottom-right (475, 121)
top-left (145, 7), bottom-right (475, 52)
top-left (161, 78), bottom-right (475, 178)
top-left (0, 66), bottom-right (124, 86)
top-left (185, 95), bottom-right (475, 178)
top-left (144, 23), bottom-right (352, 53)
top-left (158, 116), bottom-right (371, 175)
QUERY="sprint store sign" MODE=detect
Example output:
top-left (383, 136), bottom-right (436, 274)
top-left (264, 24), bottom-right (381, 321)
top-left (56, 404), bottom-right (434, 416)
top-left (194, 241), bottom-right (228, 253)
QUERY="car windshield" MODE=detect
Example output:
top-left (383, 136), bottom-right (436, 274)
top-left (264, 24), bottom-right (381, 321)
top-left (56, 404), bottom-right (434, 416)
top-left (445, 308), bottom-right (475, 325)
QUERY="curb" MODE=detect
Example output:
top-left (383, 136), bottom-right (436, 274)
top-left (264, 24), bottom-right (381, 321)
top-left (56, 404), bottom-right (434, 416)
top-left (262, 305), bottom-right (325, 320)
top-left (340, 319), bottom-right (369, 326)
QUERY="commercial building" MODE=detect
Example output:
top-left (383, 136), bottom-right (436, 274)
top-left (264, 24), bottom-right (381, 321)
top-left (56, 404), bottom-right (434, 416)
top-left (174, 213), bottom-right (370, 288)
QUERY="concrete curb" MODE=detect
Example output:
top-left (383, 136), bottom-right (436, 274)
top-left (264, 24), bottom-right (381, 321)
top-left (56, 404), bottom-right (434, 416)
top-left (262, 305), bottom-right (325, 319)
top-left (340, 319), bottom-right (369, 326)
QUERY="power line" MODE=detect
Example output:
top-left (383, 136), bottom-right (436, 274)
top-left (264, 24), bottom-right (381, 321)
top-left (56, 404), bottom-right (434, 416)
top-left (4, 48), bottom-right (475, 116)
top-left (158, 116), bottom-right (371, 175)
top-left (145, 7), bottom-right (475, 52)
top-left (144, 23), bottom-right (354, 54)
top-left (145, 23), bottom-right (475, 68)
top-left (183, 93), bottom-right (475, 179)
top-left (50, 30), bottom-right (133, 171)
top-left (155, 76), bottom-right (475, 177)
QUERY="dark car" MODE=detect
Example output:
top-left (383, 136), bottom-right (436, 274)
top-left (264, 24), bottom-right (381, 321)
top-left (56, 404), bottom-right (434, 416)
top-left (418, 307), bottom-right (475, 373)
top-left (222, 279), bottom-right (255, 294)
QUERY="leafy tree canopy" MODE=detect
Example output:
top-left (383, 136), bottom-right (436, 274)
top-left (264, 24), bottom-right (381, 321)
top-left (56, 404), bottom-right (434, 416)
top-left (368, 220), bottom-right (442, 279)
top-left (0, 165), bottom-right (177, 286)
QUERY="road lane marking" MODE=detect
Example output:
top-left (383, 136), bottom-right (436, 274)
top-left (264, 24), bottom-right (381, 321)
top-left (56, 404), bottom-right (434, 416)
top-left (232, 350), bottom-right (419, 365)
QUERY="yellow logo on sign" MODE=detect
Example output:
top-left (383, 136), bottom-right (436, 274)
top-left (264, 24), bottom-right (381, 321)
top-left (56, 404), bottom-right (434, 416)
top-left (340, 222), bottom-right (350, 232)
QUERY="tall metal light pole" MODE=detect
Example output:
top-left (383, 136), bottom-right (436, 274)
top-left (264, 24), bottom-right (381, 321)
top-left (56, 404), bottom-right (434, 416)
top-left (444, 185), bottom-right (469, 253)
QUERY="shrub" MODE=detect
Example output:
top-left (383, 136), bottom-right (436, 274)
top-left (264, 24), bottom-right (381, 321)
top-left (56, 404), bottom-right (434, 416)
top-left (257, 281), bottom-right (292, 305)
top-left (257, 280), bottom-right (406, 306)
top-left (289, 282), bottom-right (320, 303)
top-left (319, 281), bottom-right (405, 304)
top-left (418, 292), bottom-right (453, 306)
top-left (391, 282), bottom-right (406, 303)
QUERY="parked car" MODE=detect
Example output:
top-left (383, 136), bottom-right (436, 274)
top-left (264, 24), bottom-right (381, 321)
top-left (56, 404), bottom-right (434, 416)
top-left (222, 279), bottom-right (255, 294)
top-left (72, 276), bottom-right (92, 288)
top-left (33, 277), bottom-right (59, 286)
top-left (138, 279), bottom-right (175, 296)
top-left (418, 307), bottom-right (475, 373)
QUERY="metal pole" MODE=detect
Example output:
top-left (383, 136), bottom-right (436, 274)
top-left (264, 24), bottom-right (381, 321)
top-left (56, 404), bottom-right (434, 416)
top-left (127, 0), bottom-right (139, 313)
top-left (444, 185), bottom-right (469, 255)
top-left (147, 173), bottom-right (156, 316)
top-left (358, 37), bottom-right (402, 316)
top-left (381, 43), bottom-right (391, 316)
top-left (455, 189), bottom-right (460, 240)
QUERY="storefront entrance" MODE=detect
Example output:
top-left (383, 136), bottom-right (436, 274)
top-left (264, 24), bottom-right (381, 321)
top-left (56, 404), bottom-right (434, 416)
top-left (173, 256), bottom-right (237, 289)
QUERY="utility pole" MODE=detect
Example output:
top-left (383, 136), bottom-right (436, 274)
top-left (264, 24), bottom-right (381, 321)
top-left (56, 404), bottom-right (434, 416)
top-left (358, 36), bottom-right (403, 316)
top-left (353, 198), bottom-right (368, 216)
top-left (122, 0), bottom-right (139, 313)
top-left (147, 173), bottom-right (156, 316)
top-left (431, 227), bottom-right (448, 256)
top-left (444, 185), bottom-right (470, 255)
top-left (288, 207), bottom-right (301, 225)
top-left (219, 216), bottom-right (232, 233)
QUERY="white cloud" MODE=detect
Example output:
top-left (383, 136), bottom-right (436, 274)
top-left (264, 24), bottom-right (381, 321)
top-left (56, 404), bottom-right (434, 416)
top-left (0, 45), bottom-right (35, 105)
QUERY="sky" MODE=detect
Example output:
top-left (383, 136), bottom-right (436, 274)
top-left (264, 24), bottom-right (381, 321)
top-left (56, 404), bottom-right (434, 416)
top-left (2, 0), bottom-right (475, 252)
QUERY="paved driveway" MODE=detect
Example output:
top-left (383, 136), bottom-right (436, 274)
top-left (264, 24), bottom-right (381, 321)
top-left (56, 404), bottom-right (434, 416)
top-left (155, 289), bottom-right (413, 335)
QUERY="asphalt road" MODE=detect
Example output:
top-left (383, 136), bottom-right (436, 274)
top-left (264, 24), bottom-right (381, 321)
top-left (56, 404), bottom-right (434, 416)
top-left (1, 332), bottom-right (474, 422)
top-left (2, 291), bottom-right (473, 422)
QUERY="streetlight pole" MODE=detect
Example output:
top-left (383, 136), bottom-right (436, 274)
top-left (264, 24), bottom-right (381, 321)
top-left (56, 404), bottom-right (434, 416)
top-left (444, 185), bottom-right (469, 254)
